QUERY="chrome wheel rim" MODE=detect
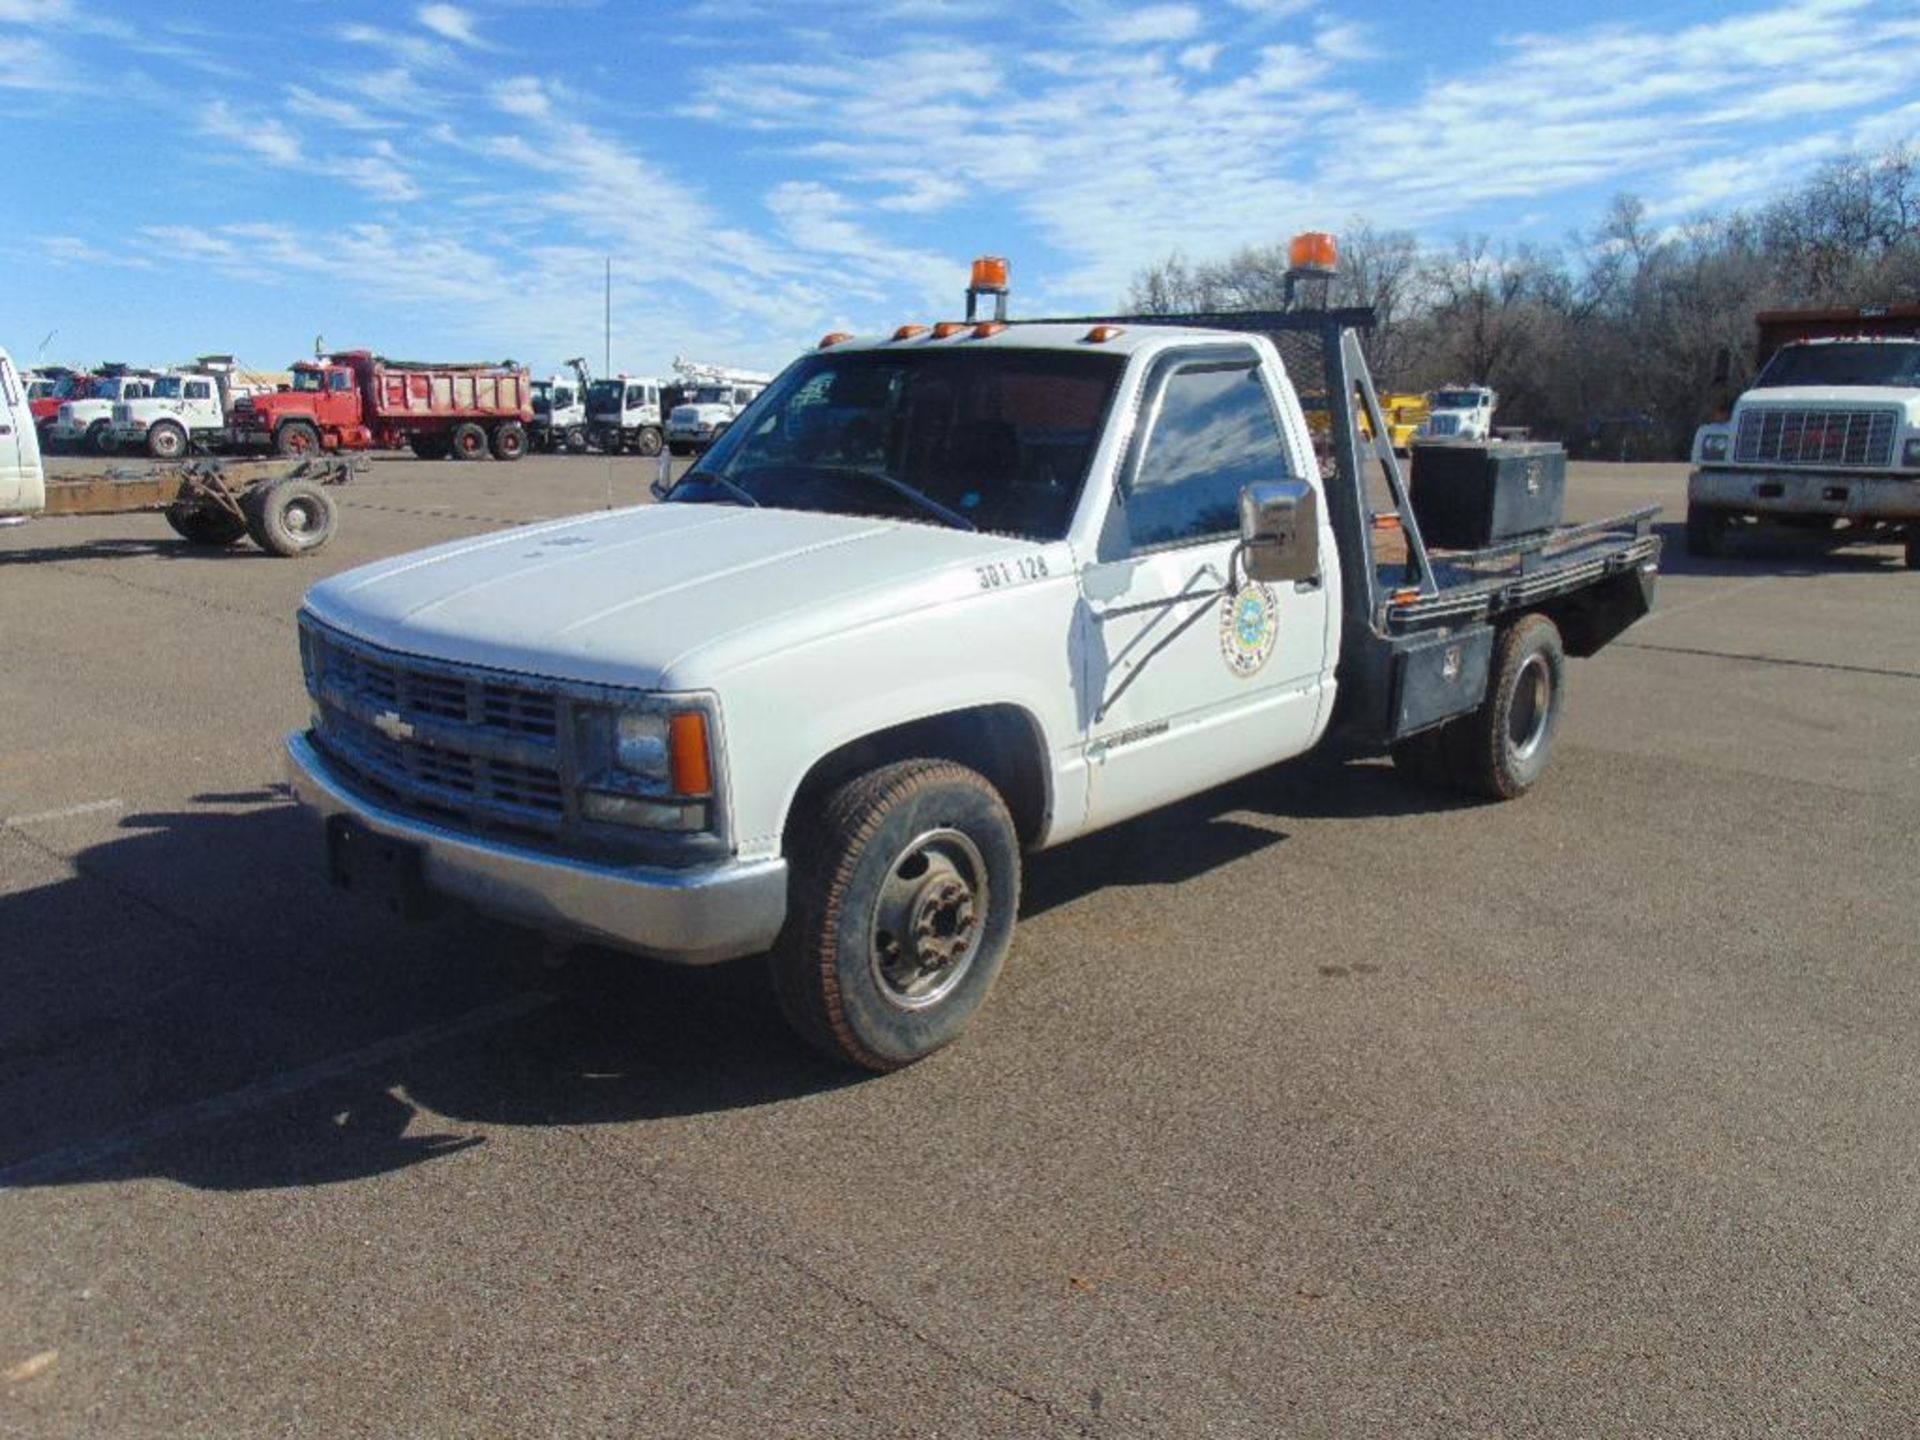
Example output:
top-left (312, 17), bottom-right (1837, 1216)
top-left (1508, 652), bottom-right (1552, 760)
top-left (868, 827), bottom-right (988, 1010)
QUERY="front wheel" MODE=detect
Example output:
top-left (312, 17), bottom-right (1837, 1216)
top-left (275, 421), bottom-right (320, 458)
top-left (87, 420), bottom-right (116, 455)
top-left (563, 426), bottom-right (588, 454)
top-left (771, 759), bottom-right (1020, 1072)
top-left (147, 421), bottom-right (188, 460)
top-left (635, 426), bottom-right (663, 457)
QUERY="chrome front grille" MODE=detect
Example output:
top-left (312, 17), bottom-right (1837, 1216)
top-left (303, 619), bottom-right (572, 842)
top-left (1733, 407), bottom-right (1897, 469)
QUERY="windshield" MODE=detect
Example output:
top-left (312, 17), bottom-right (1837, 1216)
top-left (689, 386), bottom-right (728, 405)
top-left (668, 349), bottom-right (1124, 539)
top-left (153, 377), bottom-right (184, 399)
top-left (54, 376), bottom-right (81, 398)
top-left (291, 370), bottom-right (325, 393)
top-left (586, 380), bottom-right (623, 409)
top-left (1755, 342), bottom-right (1920, 389)
top-left (1432, 390), bottom-right (1485, 409)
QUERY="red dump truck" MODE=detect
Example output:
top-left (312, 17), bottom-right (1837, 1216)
top-left (228, 351), bottom-right (535, 461)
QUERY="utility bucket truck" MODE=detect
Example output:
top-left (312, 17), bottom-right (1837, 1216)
top-left (665, 359), bottom-right (771, 454)
top-left (1687, 305), bottom-right (1920, 567)
top-left (285, 242), bottom-right (1660, 1072)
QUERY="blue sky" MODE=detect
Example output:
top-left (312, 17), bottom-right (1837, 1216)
top-left (4, 0), bottom-right (1918, 380)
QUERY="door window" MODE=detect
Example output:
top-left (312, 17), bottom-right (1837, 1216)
top-left (626, 385), bottom-right (645, 407)
top-left (329, 371), bottom-right (352, 392)
top-left (186, 380), bottom-right (212, 400)
top-left (1122, 361), bottom-right (1291, 553)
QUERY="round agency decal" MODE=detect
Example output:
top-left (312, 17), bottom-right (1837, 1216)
top-left (1219, 583), bottom-right (1279, 677)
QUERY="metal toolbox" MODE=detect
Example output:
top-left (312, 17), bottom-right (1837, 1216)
top-left (1410, 441), bottom-right (1567, 549)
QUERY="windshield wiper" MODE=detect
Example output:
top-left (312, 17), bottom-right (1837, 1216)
top-left (818, 466), bottom-right (977, 532)
top-left (657, 468), bottom-right (760, 508)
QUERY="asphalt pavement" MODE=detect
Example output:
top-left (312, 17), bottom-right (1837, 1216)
top-left (2, 452), bottom-right (1916, 1437)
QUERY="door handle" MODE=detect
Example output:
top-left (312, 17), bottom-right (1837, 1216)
top-left (0, 424), bottom-right (11, 435)
top-left (1293, 574), bottom-right (1322, 593)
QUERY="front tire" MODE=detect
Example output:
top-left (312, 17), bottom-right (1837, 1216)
top-left (771, 759), bottom-right (1020, 1072)
top-left (564, 425), bottom-right (588, 454)
top-left (635, 426), bottom-right (664, 457)
top-left (86, 420), bottom-right (116, 455)
top-left (275, 420), bottom-right (321, 458)
top-left (147, 421), bottom-right (188, 460)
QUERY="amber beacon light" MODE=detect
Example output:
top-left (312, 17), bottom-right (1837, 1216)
top-left (965, 256), bottom-right (1011, 322)
top-left (1288, 231), bottom-right (1339, 276)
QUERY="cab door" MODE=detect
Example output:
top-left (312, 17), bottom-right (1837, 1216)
top-left (0, 352), bottom-right (45, 514)
top-left (1076, 346), bottom-right (1331, 831)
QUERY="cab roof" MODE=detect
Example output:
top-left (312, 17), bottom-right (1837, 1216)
top-left (822, 321), bottom-right (1265, 359)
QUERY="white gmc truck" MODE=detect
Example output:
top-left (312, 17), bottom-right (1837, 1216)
top-left (286, 257), bottom-right (1659, 1070)
top-left (1688, 321), bottom-right (1920, 568)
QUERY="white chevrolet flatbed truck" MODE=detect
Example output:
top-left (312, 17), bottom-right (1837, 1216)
top-left (285, 262), bottom-right (1660, 1070)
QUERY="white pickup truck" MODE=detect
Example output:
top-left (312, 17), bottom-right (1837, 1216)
top-left (286, 261), bottom-right (1659, 1069)
top-left (1, 347), bottom-right (46, 517)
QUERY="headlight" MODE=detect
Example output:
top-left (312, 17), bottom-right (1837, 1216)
top-left (579, 701), bottom-right (718, 832)
top-left (1700, 432), bottom-right (1730, 461)
top-left (614, 709), bottom-right (670, 779)
top-left (1903, 436), bottom-right (1920, 468)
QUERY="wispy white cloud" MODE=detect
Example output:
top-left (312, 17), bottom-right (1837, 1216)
top-left (1099, 4), bottom-right (1203, 44)
top-left (198, 100), bottom-right (420, 202)
top-left (417, 4), bottom-right (488, 49)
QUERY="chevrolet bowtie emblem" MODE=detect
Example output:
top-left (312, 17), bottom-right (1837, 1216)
top-left (372, 710), bottom-right (416, 743)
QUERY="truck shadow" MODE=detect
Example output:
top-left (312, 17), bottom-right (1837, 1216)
top-left (3, 759), bottom-right (1461, 1194)
top-left (0, 534), bottom-right (270, 566)
top-left (1650, 520), bottom-right (1910, 578)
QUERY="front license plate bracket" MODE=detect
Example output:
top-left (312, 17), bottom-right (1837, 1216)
top-left (326, 816), bottom-right (442, 922)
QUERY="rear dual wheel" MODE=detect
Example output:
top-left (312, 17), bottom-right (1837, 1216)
top-left (772, 759), bottom-right (1020, 1072)
top-left (449, 422), bottom-right (489, 461)
top-left (1392, 614), bottom-right (1565, 801)
top-left (490, 422), bottom-right (527, 461)
top-left (242, 478), bottom-right (336, 557)
top-left (164, 502), bottom-right (246, 547)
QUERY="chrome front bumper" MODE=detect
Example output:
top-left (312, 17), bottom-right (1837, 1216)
top-left (1690, 467), bottom-right (1920, 521)
top-left (285, 731), bottom-right (788, 965)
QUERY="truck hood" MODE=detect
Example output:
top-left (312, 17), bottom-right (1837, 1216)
top-left (1738, 385), bottom-right (1920, 412)
top-left (302, 504), bottom-right (1046, 691)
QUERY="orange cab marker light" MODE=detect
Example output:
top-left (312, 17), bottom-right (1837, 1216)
top-left (970, 256), bottom-right (1010, 292)
top-left (1391, 587), bottom-right (1422, 606)
top-left (818, 332), bottom-right (853, 348)
top-left (972, 321), bottom-right (1006, 339)
top-left (669, 713), bottom-right (715, 798)
top-left (892, 324), bottom-right (929, 341)
top-left (1289, 231), bottom-right (1339, 275)
top-left (1371, 513), bottom-right (1402, 531)
top-left (1084, 325), bottom-right (1125, 343)
top-left (931, 321), bottom-right (968, 339)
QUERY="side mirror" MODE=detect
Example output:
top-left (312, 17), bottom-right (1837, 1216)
top-left (1238, 480), bottom-right (1319, 584)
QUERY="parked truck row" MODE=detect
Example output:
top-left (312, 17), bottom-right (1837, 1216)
top-left (26, 351), bottom-right (771, 464)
